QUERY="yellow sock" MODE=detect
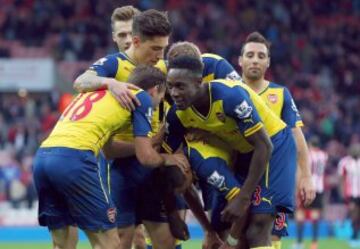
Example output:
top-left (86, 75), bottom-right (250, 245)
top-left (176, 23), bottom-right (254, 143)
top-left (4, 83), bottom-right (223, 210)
top-left (272, 240), bottom-right (282, 249)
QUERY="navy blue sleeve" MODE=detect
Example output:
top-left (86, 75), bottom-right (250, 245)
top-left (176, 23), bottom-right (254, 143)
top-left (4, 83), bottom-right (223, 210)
top-left (215, 59), bottom-right (241, 80)
top-left (163, 105), bottom-right (186, 153)
top-left (282, 87), bottom-right (303, 128)
top-left (132, 91), bottom-right (153, 137)
top-left (222, 85), bottom-right (263, 137)
top-left (88, 54), bottom-right (118, 77)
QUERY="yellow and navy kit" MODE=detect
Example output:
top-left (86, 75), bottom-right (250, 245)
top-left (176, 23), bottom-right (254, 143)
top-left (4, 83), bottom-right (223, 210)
top-left (201, 53), bottom-right (241, 82)
top-left (41, 89), bottom-right (153, 156)
top-left (163, 79), bottom-right (286, 154)
top-left (89, 52), bottom-right (167, 81)
top-left (88, 52), bottom-right (166, 135)
top-left (259, 82), bottom-right (303, 128)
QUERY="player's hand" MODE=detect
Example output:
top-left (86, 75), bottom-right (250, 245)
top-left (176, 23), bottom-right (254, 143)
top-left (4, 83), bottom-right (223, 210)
top-left (202, 231), bottom-right (223, 249)
top-left (298, 175), bottom-right (316, 207)
top-left (163, 153), bottom-right (191, 175)
top-left (107, 79), bottom-right (141, 111)
top-left (167, 211), bottom-right (190, 241)
top-left (221, 193), bottom-right (251, 222)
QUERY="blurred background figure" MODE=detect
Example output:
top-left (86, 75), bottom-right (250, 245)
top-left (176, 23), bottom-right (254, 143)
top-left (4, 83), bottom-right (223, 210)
top-left (338, 143), bottom-right (360, 248)
top-left (295, 136), bottom-right (328, 249)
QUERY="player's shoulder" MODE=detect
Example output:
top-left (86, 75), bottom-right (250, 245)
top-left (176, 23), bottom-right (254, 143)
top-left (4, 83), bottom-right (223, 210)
top-left (210, 79), bottom-right (249, 99)
top-left (201, 53), bottom-right (224, 61)
top-left (268, 81), bottom-right (287, 90)
top-left (155, 59), bottom-right (168, 74)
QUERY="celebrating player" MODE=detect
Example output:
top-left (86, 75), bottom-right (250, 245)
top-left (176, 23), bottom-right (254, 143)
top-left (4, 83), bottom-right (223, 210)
top-left (32, 65), bottom-right (189, 249)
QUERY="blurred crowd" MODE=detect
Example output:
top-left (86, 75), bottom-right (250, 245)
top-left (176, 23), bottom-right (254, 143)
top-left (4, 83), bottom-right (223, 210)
top-left (0, 0), bottom-right (359, 212)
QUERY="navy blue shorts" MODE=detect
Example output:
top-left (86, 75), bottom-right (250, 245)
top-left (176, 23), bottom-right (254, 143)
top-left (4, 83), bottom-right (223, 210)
top-left (111, 157), bottom-right (186, 227)
top-left (33, 147), bottom-right (116, 231)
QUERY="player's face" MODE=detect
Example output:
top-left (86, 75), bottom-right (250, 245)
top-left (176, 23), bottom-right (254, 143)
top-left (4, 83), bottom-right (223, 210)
top-left (239, 42), bottom-right (269, 80)
top-left (167, 69), bottom-right (201, 110)
top-left (112, 20), bottom-right (133, 51)
top-left (133, 36), bottom-right (169, 65)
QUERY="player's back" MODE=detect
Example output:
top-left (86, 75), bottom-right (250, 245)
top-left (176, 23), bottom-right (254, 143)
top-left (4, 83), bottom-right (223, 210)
top-left (201, 53), bottom-right (240, 82)
top-left (171, 79), bottom-right (286, 153)
top-left (41, 89), bottom-right (145, 155)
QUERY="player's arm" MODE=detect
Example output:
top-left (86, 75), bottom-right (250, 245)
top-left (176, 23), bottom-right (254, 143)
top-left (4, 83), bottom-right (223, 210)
top-left (221, 88), bottom-right (273, 221)
top-left (183, 185), bottom-right (223, 249)
top-left (132, 92), bottom-right (189, 171)
top-left (282, 87), bottom-right (315, 206)
top-left (103, 125), bottom-right (165, 160)
top-left (215, 57), bottom-right (241, 80)
top-left (73, 55), bottom-right (140, 110)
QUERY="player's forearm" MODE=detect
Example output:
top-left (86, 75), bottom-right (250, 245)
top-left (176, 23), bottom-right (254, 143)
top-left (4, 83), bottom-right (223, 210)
top-left (241, 132), bottom-right (273, 196)
top-left (292, 127), bottom-right (311, 178)
top-left (184, 185), bottom-right (213, 232)
top-left (103, 140), bottom-right (135, 159)
top-left (73, 71), bottom-right (110, 93)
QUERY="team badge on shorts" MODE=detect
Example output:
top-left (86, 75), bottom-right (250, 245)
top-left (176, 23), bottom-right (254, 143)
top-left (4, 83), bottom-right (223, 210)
top-left (216, 112), bottom-right (226, 123)
top-left (274, 212), bottom-right (286, 230)
top-left (268, 94), bottom-right (278, 104)
top-left (107, 207), bottom-right (117, 223)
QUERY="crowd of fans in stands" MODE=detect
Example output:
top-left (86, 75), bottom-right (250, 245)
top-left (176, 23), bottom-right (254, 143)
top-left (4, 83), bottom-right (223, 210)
top-left (0, 0), bottom-right (359, 207)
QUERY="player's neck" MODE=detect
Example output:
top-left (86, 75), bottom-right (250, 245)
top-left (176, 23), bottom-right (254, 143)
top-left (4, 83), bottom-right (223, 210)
top-left (125, 46), bottom-right (138, 65)
top-left (192, 84), bottom-right (210, 117)
top-left (243, 76), bottom-right (268, 94)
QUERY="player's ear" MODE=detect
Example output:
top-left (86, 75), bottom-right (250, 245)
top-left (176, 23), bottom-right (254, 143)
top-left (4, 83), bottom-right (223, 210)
top-left (112, 32), bottom-right (116, 43)
top-left (147, 86), bottom-right (157, 97)
top-left (132, 35), bottom-right (141, 48)
top-left (267, 59), bottom-right (270, 68)
top-left (238, 55), bottom-right (243, 67)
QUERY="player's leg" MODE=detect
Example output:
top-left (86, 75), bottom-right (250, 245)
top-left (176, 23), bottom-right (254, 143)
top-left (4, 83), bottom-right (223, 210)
top-left (85, 228), bottom-right (120, 249)
top-left (32, 148), bottom-right (79, 249)
top-left (271, 212), bottom-right (288, 249)
top-left (50, 226), bottom-right (78, 249)
top-left (143, 221), bottom-right (177, 249)
top-left (110, 157), bottom-right (150, 249)
top-left (294, 208), bottom-right (305, 249)
top-left (133, 225), bottom-right (146, 249)
top-left (349, 199), bottom-right (360, 246)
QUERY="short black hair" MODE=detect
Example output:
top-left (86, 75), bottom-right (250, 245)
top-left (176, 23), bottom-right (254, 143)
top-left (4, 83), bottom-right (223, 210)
top-left (241, 31), bottom-right (271, 56)
top-left (168, 55), bottom-right (204, 76)
top-left (128, 65), bottom-right (166, 91)
top-left (132, 9), bottom-right (172, 40)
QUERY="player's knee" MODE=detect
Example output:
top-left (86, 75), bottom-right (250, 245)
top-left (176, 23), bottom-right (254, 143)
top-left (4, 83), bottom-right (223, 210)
top-left (118, 227), bottom-right (135, 249)
top-left (152, 234), bottom-right (176, 249)
top-left (246, 214), bottom-right (273, 246)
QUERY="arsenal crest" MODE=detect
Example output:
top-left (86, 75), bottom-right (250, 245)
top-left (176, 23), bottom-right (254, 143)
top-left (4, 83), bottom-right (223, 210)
top-left (268, 94), bottom-right (278, 104)
top-left (216, 112), bottom-right (226, 123)
top-left (107, 207), bottom-right (117, 223)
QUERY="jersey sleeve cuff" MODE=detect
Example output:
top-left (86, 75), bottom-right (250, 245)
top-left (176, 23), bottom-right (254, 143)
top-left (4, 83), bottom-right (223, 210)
top-left (244, 122), bottom-right (263, 137)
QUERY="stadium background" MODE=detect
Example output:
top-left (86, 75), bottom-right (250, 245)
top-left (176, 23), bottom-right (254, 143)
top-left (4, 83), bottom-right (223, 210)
top-left (0, 0), bottom-right (359, 248)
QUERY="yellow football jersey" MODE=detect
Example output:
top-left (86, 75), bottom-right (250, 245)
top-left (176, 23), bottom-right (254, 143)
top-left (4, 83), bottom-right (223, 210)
top-left (41, 90), bottom-right (153, 156)
top-left (258, 82), bottom-right (304, 128)
top-left (163, 79), bottom-right (286, 153)
top-left (88, 52), bottom-right (167, 141)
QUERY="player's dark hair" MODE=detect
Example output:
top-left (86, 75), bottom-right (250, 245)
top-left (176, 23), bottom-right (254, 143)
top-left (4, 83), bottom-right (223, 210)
top-left (241, 31), bottom-right (271, 57)
top-left (128, 65), bottom-right (166, 91)
top-left (132, 9), bottom-right (171, 41)
top-left (168, 55), bottom-right (204, 76)
top-left (111, 6), bottom-right (141, 29)
top-left (167, 41), bottom-right (202, 62)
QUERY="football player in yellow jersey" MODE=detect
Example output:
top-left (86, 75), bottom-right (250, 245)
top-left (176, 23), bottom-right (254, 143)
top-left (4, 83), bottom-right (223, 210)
top-left (74, 8), bottom-right (191, 249)
top-left (164, 55), bottom-right (298, 249)
top-left (238, 32), bottom-right (316, 249)
top-left (73, 9), bottom-right (171, 110)
top-left (32, 65), bottom-right (190, 249)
